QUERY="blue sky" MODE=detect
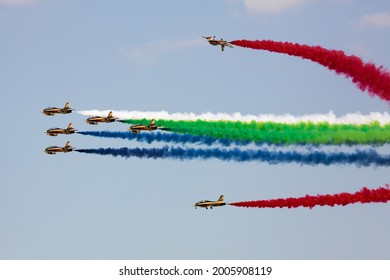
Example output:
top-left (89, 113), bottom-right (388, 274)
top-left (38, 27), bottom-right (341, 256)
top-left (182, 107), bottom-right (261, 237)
top-left (0, 0), bottom-right (389, 259)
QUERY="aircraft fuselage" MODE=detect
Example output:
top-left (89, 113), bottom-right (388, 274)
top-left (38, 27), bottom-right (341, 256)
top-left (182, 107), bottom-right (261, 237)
top-left (46, 128), bottom-right (75, 136)
top-left (42, 108), bottom-right (72, 116)
top-left (129, 124), bottom-right (158, 133)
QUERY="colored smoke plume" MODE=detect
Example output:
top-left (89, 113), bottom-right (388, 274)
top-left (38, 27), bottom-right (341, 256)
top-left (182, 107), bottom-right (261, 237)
top-left (78, 110), bottom-right (390, 125)
top-left (119, 119), bottom-right (390, 145)
top-left (77, 131), bottom-right (256, 147)
top-left (231, 40), bottom-right (390, 103)
top-left (229, 185), bottom-right (390, 209)
top-left (75, 146), bottom-right (390, 167)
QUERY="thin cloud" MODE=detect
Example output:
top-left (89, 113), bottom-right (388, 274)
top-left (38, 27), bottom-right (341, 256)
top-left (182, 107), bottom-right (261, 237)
top-left (358, 12), bottom-right (390, 28)
top-left (243, 0), bottom-right (314, 14)
top-left (120, 38), bottom-right (204, 63)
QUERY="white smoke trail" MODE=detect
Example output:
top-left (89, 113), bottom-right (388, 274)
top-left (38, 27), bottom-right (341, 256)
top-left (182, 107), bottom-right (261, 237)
top-left (77, 110), bottom-right (390, 125)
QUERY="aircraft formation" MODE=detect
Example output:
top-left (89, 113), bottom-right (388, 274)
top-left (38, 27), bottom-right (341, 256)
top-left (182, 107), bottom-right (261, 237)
top-left (43, 102), bottom-right (75, 154)
top-left (42, 102), bottom-right (168, 154)
top-left (41, 100), bottom-right (229, 209)
top-left (41, 36), bottom-right (228, 154)
top-left (40, 36), bottom-right (390, 210)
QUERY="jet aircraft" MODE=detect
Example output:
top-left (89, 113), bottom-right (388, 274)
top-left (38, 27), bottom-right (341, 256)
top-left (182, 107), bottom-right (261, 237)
top-left (85, 111), bottom-right (117, 125)
top-left (193, 195), bottom-right (226, 209)
top-left (44, 141), bottom-right (74, 154)
top-left (46, 123), bottom-right (77, 136)
top-left (129, 119), bottom-right (166, 133)
top-left (202, 36), bottom-right (233, 51)
top-left (42, 102), bottom-right (73, 116)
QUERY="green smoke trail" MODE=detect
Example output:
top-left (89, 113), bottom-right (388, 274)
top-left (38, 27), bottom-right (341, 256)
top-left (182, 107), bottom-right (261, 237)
top-left (120, 119), bottom-right (390, 145)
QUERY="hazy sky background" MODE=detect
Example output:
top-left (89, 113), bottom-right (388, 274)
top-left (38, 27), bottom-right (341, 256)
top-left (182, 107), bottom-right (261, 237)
top-left (0, 0), bottom-right (389, 259)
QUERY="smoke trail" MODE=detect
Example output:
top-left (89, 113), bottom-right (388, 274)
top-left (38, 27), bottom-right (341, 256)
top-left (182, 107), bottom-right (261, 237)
top-left (75, 146), bottom-right (390, 167)
top-left (230, 39), bottom-right (390, 103)
top-left (119, 119), bottom-right (390, 145)
top-left (77, 131), bottom-right (255, 147)
top-left (229, 185), bottom-right (390, 209)
top-left (77, 110), bottom-right (390, 125)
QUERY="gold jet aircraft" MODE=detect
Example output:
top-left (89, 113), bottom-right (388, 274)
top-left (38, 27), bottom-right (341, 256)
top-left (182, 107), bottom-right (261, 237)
top-left (129, 119), bottom-right (162, 133)
top-left (42, 102), bottom-right (73, 116)
top-left (85, 111), bottom-right (117, 125)
top-left (46, 123), bottom-right (77, 136)
top-left (193, 195), bottom-right (226, 209)
top-left (202, 36), bottom-right (233, 51)
top-left (44, 141), bottom-right (74, 154)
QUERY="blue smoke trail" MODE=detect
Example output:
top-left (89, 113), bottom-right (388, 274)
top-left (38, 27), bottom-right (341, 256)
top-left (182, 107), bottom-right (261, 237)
top-left (75, 146), bottom-right (390, 167)
top-left (77, 131), bottom-right (384, 148)
top-left (77, 131), bottom-right (255, 147)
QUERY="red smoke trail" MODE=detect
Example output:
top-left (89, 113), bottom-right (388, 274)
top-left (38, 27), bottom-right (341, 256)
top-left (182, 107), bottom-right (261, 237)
top-left (230, 40), bottom-right (390, 103)
top-left (229, 185), bottom-right (390, 209)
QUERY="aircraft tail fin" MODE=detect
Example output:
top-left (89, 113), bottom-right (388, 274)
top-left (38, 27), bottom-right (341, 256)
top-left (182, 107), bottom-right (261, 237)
top-left (65, 141), bottom-right (71, 148)
top-left (64, 102), bottom-right (70, 109)
top-left (108, 111), bottom-right (113, 118)
top-left (67, 123), bottom-right (73, 130)
top-left (150, 119), bottom-right (155, 125)
top-left (218, 195), bottom-right (224, 202)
